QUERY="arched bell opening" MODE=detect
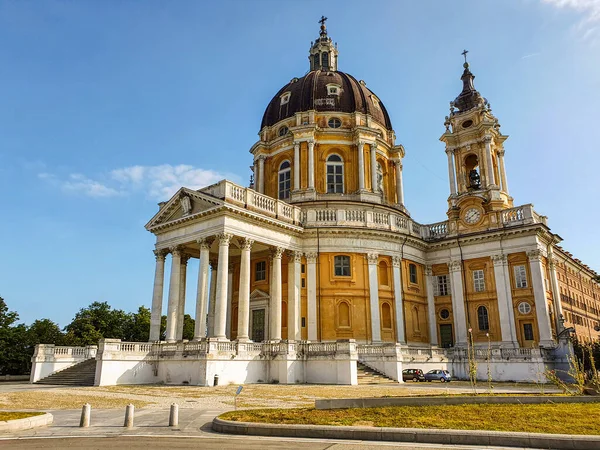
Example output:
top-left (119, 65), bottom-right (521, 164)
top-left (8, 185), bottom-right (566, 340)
top-left (464, 154), bottom-right (481, 190)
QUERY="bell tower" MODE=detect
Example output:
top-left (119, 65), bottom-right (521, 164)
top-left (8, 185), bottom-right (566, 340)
top-left (440, 52), bottom-right (513, 232)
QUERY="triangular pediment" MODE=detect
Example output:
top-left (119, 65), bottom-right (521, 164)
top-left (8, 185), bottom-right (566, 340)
top-left (250, 289), bottom-right (269, 300)
top-left (145, 187), bottom-right (224, 231)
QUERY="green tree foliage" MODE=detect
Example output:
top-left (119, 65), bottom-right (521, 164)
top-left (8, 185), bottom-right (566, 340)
top-left (182, 314), bottom-right (195, 341)
top-left (27, 319), bottom-right (64, 346)
top-left (126, 306), bottom-right (151, 342)
top-left (0, 298), bottom-right (31, 375)
top-left (64, 301), bottom-right (132, 346)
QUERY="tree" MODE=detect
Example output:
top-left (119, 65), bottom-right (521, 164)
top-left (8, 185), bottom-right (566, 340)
top-left (127, 306), bottom-right (151, 342)
top-left (63, 301), bottom-right (131, 346)
top-left (0, 297), bottom-right (31, 375)
top-left (28, 319), bottom-right (64, 346)
top-left (182, 314), bottom-right (195, 341)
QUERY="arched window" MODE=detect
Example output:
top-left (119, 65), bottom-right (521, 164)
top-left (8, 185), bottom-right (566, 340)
top-left (378, 261), bottom-right (389, 286)
top-left (321, 52), bottom-right (329, 68)
top-left (278, 161), bottom-right (291, 200)
top-left (278, 126), bottom-right (289, 137)
top-left (376, 162), bottom-right (384, 193)
top-left (326, 154), bottom-right (344, 193)
top-left (477, 306), bottom-right (489, 331)
top-left (338, 302), bottom-right (350, 327)
top-left (381, 303), bottom-right (392, 329)
top-left (313, 54), bottom-right (320, 68)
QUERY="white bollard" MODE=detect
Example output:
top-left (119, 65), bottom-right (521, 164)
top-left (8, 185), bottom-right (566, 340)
top-left (124, 404), bottom-right (135, 428)
top-left (79, 403), bottom-right (91, 428)
top-left (169, 403), bottom-right (179, 427)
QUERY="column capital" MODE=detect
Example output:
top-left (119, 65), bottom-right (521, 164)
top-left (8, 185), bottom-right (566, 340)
top-left (153, 249), bottom-right (168, 261)
top-left (307, 139), bottom-right (315, 146)
top-left (527, 249), bottom-right (544, 262)
top-left (371, 142), bottom-right (378, 150)
top-left (393, 159), bottom-right (403, 169)
top-left (238, 237), bottom-right (255, 251)
top-left (170, 245), bottom-right (183, 257)
top-left (425, 265), bottom-right (433, 276)
top-left (209, 259), bottom-right (218, 270)
top-left (305, 252), bottom-right (318, 263)
top-left (356, 140), bottom-right (366, 147)
top-left (484, 135), bottom-right (493, 144)
top-left (492, 254), bottom-right (507, 266)
top-left (293, 141), bottom-right (301, 148)
top-left (287, 250), bottom-right (303, 263)
top-left (196, 237), bottom-right (214, 250)
top-left (392, 256), bottom-right (401, 267)
top-left (497, 149), bottom-right (505, 157)
top-left (447, 260), bottom-right (462, 273)
top-left (270, 246), bottom-right (285, 259)
top-left (217, 233), bottom-right (233, 246)
top-left (366, 253), bottom-right (379, 265)
top-left (445, 147), bottom-right (456, 155)
top-left (181, 255), bottom-right (191, 266)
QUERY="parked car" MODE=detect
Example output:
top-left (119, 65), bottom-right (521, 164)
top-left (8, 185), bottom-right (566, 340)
top-left (402, 368), bottom-right (425, 382)
top-left (424, 369), bottom-right (452, 382)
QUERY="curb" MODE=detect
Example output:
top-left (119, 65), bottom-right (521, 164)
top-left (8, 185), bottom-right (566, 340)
top-left (0, 413), bottom-right (53, 433)
top-left (212, 417), bottom-right (600, 450)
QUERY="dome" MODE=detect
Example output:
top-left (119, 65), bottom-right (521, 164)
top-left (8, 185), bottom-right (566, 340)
top-left (260, 70), bottom-right (394, 130)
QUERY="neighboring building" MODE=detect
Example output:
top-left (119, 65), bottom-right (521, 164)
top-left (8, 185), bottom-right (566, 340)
top-left (32, 19), bottom-right (599, 387)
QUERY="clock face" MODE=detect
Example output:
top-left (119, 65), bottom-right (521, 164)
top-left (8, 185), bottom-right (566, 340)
top-left (464, 207), bottom-right (482, 224)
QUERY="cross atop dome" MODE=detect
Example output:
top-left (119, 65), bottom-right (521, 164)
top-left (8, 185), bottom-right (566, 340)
top-left (309, 16), bottom-right (338, 71)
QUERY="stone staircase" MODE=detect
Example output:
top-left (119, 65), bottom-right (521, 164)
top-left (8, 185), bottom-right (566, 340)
top-left (35, 358), bottom-right (97, 386)
top-left (357, 361), bottom-right (397, 385)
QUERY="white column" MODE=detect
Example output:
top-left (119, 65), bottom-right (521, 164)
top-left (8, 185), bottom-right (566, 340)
top-left (497, 149), bottom-right (509, 193)
top-left (357, 141), bottom-right (366, 191)
top-left (149, 250), bottom-right (166, 342)
top-left (213, 233), bottom-right (232, 340)
top-left (165, 247), bottom-right (182, 343)
top-left (528, 249), bottom-right (554, 347)
top-left (258, 156), bottom-right (265, 194)
top-left (194, 238), bottom-right (212, 340)
top-left (270, 247), bottom-right (284, 341)
top-left (392, 257), bottom-right (405, 343)
top-left (226, 263), bottom-right (234, 339)
top-left (367, 253), bottom-right (381, 343)
top-left (548, 250), bottom-right (564, 333)
top-left (293, 142), bottom-right (300, 191)
top-left (425, 266), bottom-right (438, 345)
top-left (307, 140), bottom-right (315, 190)
top-left (446, 148), bottom-right (457, 196)
top-left (484, 136), bottom-right (496, 188)
top-left (370, 143), bottom-right (378, 192)
top-left (394, 160), bottom-right (404, 205)
top-left (448, 260), bottom-right (468, 346)
top-left (306, 252), bottom-right (318, 340)
top-left (287, 251), bottom-right (302, 341)
top-left (176, 255), bottom-right (189, 341)
top-left (237, 238), bottom-right (253, 341)
top-left (492, 254), bottom-right (518, 346)
top-left (207, 261), bottom-right (217, 337)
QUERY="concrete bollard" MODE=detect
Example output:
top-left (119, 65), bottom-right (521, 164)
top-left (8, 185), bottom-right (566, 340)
top-left (124, 404), bottom-right (135, 428)
top-left (79, 403), bottom-right (91, 428)
top-left (169, 403), bottom-right (179, 427)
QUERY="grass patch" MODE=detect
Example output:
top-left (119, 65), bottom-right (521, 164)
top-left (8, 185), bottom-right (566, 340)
top-left (0, 412), bottom-right (45, 421)
top-left (0, 392), bottom-right (151, 410)
top-left (221, 403), bottom-right (600, 435)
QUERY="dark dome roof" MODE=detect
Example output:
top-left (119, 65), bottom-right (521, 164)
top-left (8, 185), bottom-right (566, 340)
top-left (261, 70), bottom-right (393, 130)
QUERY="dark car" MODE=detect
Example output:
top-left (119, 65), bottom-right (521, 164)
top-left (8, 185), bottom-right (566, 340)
top-left (402, 368), bottom-right (425, 382)
top-left (424, 369), bottom-right (452, 382)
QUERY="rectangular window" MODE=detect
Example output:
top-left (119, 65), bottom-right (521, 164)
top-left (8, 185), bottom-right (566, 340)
top-left (473, 270), bottom-right (485, 292)
top-left (301, 278), bottom-right (306, 288)
top-left (435, 275), bottom-right (449, 296)
top-left (523, 323), bottom-right (534, 341)
top-left (255, 261), bottom-right (266, 282)
top-left (334, 255), bottom-right (351, 276)
top-left (514, 265), bottom-right (527, 288)
top-left (409, 264), bottom-right (418, 284)
top-left (278, 170), bottom-right (291, 200)
top-left (301, 264), bottom-right (306, 274)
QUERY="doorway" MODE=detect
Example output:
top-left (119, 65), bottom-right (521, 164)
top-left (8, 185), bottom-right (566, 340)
top-left (520, 321), bottom-right (535, 347)
top-left (439, 324), bottom-right (454, 348)
top-left (251, 309), bottom-right (266, 342)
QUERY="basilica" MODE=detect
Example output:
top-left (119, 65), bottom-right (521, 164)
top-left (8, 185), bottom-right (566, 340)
top-left (31, 20), bottom-right (600, 386)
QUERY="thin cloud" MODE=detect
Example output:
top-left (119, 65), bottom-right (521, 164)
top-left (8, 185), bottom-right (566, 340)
top-left (542, 0), bottom-right (600, 42)
top-left (521, 52), bottom-right (542, 59)
top-left (40, 164), bottom-right (236, 200)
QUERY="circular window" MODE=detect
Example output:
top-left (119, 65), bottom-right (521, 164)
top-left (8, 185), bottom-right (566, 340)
top-left (518, 302), bottom-right (532, 315)
top-left (278, 126), bottom-right (289, 137)
top-left (328, 118), bottom-right (342, 128)
top-left (439, 309), bottom-right (450, 320)
top-left (461, 119), bottom-right (473, 129)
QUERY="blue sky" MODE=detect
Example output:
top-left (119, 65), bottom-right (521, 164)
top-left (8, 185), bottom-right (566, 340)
top-left (1, 0), bottom-right (599, 327)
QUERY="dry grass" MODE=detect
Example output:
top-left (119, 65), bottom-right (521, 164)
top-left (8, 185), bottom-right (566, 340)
top-left (0, 392), bottom-right (151, 410)
top-left (0, 412), bottom-right (45, 421)
top-left (221, 403), bottom-right (600, 435)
